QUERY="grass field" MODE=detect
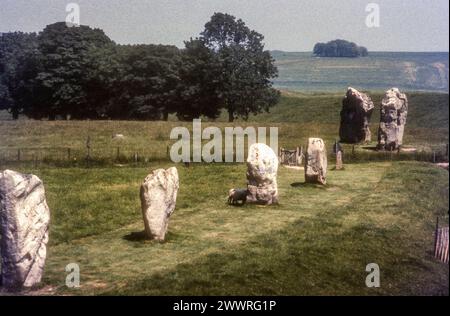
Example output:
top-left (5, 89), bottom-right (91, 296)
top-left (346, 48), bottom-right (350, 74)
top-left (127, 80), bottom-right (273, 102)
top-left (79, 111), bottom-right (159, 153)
top-left (0, 92), bottom-right (448, 164)
top-left (1, 161), bottom-right (448, 295)
top-left (0, 91), bottom-right (448, 295)
top-left (272, 52), bottom-right (449, 92)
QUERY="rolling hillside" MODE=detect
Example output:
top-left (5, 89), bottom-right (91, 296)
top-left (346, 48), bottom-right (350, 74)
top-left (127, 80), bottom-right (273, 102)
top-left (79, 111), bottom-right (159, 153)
top-left (272, 51), bottom-right (449, 92)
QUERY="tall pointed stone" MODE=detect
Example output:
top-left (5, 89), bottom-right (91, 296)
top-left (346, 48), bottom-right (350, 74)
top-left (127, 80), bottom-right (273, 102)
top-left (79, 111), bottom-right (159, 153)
top-left (140, 167), bottom-right (179, 241)
top-left (0, 170), bottom-right (50, 290)
top-left (305, 138), bottom-right (327, 185)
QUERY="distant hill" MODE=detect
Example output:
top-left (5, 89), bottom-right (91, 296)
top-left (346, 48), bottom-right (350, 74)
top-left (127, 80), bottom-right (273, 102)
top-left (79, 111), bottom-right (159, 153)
top-left (313, 39), bottom-right (368, 57)
top-left (271, 51), bottom-right (449, 92)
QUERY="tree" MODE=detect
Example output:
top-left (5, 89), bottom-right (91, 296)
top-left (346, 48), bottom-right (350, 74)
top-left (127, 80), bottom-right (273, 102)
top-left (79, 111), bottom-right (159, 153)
top-left (175, 39), bottom-right (222, 121)
top-left (199, 13), bottom-right (280, 122)
top-left (313, 39), bottom-right (368, 57)
top-left (30, 22), bottom-right (113, 119)
top-left (313, 43), bottom-right (326, 56)
top-left (98, 44), bottom-right (182, 120)
top-left (0, 32), bottom-right (38, 119)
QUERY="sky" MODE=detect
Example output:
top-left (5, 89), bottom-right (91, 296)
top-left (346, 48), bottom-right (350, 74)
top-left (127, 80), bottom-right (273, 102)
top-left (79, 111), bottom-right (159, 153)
top-left (0, 0), bottom-right (448, 52)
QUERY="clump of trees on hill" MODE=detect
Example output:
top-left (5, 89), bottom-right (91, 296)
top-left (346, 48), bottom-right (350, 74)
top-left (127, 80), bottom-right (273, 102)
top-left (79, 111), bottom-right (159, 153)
top-left (0, 13), bottom-right (280, 121)
top-left (313, 39), bottom-right (368, 57)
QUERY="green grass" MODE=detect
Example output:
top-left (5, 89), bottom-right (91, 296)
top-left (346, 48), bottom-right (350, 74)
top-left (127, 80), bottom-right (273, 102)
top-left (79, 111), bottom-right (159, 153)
top-left (0, 92), bottom-right (448, 164)
top-left (272, 51), bottom-right (449, 92)
top-left (0, 91), bottom-right (448, 295)
top-left (3, 160), bottom-right (446, 295)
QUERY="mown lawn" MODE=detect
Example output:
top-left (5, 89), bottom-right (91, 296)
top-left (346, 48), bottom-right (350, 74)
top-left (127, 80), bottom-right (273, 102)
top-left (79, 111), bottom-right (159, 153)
top-left (3, 160), bottom-right (447, 295)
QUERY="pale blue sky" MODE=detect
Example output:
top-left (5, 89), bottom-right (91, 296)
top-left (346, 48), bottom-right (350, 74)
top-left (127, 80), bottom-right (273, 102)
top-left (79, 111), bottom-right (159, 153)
top-left (0, 0), bottom-right (448, 51)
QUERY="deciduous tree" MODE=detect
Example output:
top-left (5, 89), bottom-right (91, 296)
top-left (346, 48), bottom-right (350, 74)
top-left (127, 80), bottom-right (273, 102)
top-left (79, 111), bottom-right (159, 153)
top-left (200, 13), bottom-right (280, 122)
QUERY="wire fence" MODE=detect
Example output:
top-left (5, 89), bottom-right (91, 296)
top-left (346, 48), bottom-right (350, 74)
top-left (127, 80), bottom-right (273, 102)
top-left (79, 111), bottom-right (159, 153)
top-left (0, 145), bottom-right (170, 167)
top-left (0, 143), bottom-right (448, 167)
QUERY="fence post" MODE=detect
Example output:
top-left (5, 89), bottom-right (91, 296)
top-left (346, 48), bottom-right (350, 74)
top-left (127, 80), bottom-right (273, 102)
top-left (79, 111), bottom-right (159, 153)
top-left (86, 136), bottom-right (91, 168)
top-left (434, 217), bottom-right (439, 258)
top-left (67, 148), bottom-right (71, 161)
top-left (17, 149), bottom-right (21, 161)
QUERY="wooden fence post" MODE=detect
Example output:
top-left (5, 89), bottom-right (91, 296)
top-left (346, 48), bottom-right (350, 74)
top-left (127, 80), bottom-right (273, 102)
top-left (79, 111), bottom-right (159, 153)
top-left (434, 217), bottom-right (440, 258)
top-left (86, 136), bottom-right (91, 167)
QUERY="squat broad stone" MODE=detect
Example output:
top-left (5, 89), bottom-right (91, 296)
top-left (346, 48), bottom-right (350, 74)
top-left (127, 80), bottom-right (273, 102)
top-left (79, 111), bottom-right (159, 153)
top-left (246, 143), bottom-right (279, 205)
top-left (305, 138), bottom-right (328, 185)
top-left (140, 167), bottom-right (179, 241)
top-left (0, 170), bottom-right (50, 290)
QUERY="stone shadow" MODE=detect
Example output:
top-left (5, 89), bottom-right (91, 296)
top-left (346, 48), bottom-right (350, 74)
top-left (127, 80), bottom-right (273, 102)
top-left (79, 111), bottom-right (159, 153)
top-left (123, 231), bottom-right (147, 242)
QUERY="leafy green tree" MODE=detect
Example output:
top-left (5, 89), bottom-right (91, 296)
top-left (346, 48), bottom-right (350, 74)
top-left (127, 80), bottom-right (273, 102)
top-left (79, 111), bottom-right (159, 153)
top-left (200, 13), bottom-right (280, 122)
top-left (99, 44), bottom-right (181, 120)
top-left (0, 32), bottom-right (38, 119)
top-left (31, 22), bottom-right (113, 119)
top-left (175, 39), bottom-right (222, 120)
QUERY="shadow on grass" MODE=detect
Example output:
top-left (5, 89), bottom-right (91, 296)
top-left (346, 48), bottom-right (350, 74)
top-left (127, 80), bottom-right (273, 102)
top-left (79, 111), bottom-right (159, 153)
top-left (123, 231), bottom-right (148, 242)
top-left (227, 202), bottom-right (247, 207)
top-left (361, 146), bottom-right (378, 151)
top-left (290, 182), bottom-right (328, 189)
top-left (123, 230), bottom-right (182, 245)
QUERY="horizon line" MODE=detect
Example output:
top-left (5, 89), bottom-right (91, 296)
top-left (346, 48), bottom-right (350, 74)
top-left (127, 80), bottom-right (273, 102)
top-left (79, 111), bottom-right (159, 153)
top-left (271, 50), bottom-right (450, 53)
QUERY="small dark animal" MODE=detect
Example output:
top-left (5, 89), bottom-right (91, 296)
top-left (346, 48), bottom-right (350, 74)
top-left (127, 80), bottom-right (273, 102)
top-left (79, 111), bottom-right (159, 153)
top-left (228, 188), bottom-right (247, 205)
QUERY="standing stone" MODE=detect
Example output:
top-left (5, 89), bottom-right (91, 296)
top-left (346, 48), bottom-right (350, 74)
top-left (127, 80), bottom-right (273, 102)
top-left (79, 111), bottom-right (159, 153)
top-left (0, 170), bottom-right (50, 289)
top-left (336, 151), bottom-right (343, 170)
top-left (333, 140), bottom-right (344, 170)
top-left (140, 167), bottom-right (179, 241)
top-left (377, 88), bottom-right (408, 150)
top-left (339, 87), bottom-right (374, 143)
top-left (305, 138), bottom-right (327, 184)
top-left (246, 143), bottom-right (278, 205)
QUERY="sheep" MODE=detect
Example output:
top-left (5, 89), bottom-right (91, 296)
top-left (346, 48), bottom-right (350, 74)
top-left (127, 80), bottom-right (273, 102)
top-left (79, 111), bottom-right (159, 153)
top-left (228, 188), bottom-right (248, 205)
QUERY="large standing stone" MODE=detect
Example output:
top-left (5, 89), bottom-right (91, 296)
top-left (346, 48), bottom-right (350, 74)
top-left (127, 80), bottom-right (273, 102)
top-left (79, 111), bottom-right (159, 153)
top-left (0, 170), bottom-right (50, 289)
top-left (339, 87), bottom-right (374, 143)
top-left (305, 138), bottom-right (327, 184)
top-left (246, 143), bottom-right (278, 205)
top-left (377, 88), bottom-right (408, 150)
top-left (140, 167), bottom-right (179, 241)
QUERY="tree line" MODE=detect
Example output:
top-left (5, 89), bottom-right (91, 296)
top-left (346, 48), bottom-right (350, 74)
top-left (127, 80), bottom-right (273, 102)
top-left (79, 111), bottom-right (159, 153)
top-left (0, 13), bottom-right (280, 122)
top-left (313, 39), bottom-right (368, 58)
